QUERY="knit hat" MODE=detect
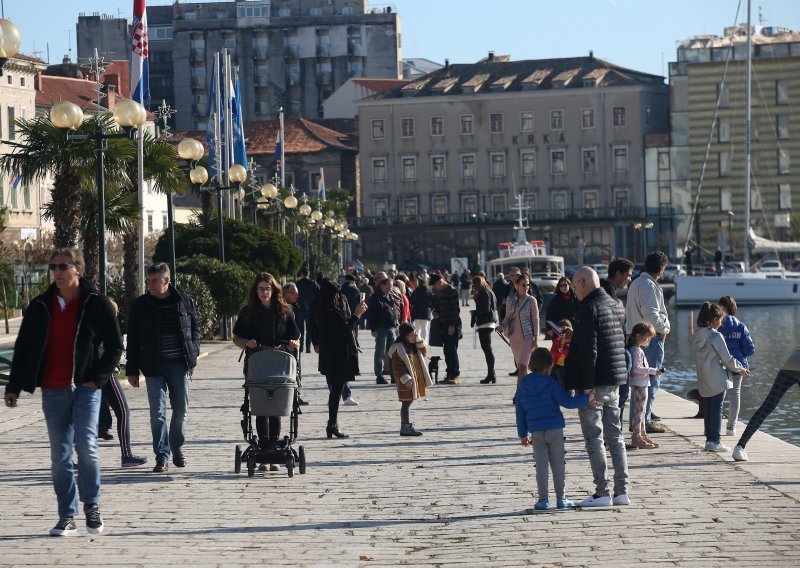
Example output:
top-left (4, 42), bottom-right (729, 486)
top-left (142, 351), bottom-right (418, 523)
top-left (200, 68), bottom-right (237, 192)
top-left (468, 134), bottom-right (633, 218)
top-left (398, 322), bottom-right (415, 339)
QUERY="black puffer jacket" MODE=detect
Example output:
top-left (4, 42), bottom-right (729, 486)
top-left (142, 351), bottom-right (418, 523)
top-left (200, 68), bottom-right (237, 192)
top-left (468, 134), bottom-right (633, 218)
top-left (434, 285), bottom-right (461, 328)
top-left (6, 278), bottom-right (123, 395)
top-left (564, 288), bottom-right (627, 390)
top-left (125, 285), bottom-right (200, 377)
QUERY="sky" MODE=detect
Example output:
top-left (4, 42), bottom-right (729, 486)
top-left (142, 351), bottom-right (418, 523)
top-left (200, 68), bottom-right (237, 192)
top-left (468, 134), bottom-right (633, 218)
top-left (4, 0), bottom-right (800, 77)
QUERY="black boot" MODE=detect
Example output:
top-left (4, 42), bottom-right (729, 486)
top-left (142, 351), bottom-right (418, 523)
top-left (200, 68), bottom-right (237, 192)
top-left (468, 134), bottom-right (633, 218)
top-left (480, 374), bottom-right (496, 384)
top-left (326, 422), bottom-right (350, 439)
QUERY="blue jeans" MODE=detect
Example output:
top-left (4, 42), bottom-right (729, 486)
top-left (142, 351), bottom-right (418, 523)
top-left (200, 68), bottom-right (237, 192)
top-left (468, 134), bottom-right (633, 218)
top-left (577, 385), bottom-right (628, 498)
top-left (374, 327), bottom-right (395, 380)
top-left (704, 391), bottom-right (725, 444)
top-left (145, 361), bottom-right (190, 462)
top-left (443, 328), bottom-right (461, 378)
top-left (643, 336), bottom-right (665, 422)
top-left (41, 386), bottom-right (102, 519)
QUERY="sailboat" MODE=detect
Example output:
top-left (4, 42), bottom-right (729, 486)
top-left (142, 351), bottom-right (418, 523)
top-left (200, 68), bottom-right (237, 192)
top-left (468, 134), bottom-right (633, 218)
top-left (674, 1), bottom-right (800, 307)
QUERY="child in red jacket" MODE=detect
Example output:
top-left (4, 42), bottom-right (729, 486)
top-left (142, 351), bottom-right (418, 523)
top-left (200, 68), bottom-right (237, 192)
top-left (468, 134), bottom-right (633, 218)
top-left (550, 320), bottom-right (573, 388)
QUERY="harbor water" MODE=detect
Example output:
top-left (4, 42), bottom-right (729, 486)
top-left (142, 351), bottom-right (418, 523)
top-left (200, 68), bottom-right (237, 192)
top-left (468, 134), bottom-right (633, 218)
top-left (663, 303), bottom-right (800, 447)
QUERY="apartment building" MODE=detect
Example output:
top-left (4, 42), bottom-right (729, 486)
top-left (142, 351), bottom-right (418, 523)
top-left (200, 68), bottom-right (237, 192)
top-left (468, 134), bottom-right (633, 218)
top-left (77, 0), bottom-right (402, 131)
top-left (355, 53), bottom-right (669, 267)
top-left (668, 25), bottom-right (800, 258)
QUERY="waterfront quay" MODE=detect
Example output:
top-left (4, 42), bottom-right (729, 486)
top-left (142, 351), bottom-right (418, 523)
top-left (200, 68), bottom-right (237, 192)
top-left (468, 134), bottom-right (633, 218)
top-left (1, 307), bottom-right (799, 567)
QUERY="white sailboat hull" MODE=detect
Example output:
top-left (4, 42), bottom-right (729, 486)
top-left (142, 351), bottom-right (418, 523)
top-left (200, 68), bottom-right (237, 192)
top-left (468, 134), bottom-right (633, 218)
top-left (674, 274), bottom-right (800, 306)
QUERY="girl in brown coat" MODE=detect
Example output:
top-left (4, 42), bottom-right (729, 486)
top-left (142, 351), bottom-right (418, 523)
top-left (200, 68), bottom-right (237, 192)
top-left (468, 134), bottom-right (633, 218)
top-left (389, 322), bottom-right (433, 436)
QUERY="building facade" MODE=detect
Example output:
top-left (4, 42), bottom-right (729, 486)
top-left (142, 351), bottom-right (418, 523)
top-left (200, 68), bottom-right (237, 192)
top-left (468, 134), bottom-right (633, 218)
top-left (77, 0), bottom-right (402, 130)
top-left (668, 25), bottom-right (800, 261)
top-left (355, 54), bottom-right (669, 268)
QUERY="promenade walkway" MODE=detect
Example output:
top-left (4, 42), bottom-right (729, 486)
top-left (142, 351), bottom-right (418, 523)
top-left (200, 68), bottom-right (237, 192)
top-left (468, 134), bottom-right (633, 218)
top-left (1, 306), bottom-right (799, 567)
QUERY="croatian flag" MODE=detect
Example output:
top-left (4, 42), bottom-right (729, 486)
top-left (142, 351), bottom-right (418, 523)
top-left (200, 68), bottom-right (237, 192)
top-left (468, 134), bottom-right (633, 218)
top-left (11, 168), bottom-right (22, 190)
top-left (131, 0), bottom-right (150, 106)
top-left (317, 167), bottom-right (326, 201)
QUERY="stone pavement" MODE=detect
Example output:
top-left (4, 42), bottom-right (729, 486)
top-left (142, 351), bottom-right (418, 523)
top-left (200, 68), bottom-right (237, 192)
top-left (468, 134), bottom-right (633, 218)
top-left (1, 306), bottom-right (800, 567)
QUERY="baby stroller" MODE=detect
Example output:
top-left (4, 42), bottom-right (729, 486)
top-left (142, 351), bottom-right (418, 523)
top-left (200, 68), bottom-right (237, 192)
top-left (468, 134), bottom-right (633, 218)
top-left (235, 345), bottom-right (306, 478)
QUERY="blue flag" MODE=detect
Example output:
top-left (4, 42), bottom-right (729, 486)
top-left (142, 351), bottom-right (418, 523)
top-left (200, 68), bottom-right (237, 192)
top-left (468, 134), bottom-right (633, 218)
top-left (232, 71), bottom-right (247, 170)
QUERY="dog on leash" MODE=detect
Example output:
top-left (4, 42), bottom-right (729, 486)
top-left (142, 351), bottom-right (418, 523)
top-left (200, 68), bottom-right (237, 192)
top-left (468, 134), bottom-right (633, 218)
top-left (428, 356), bottom-right (441, 384)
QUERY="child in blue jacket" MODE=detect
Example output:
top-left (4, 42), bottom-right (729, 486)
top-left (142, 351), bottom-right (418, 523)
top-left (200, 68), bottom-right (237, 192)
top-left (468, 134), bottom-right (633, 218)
top-left (515, 347), bottom-right (590, 510)
top-left (718, 296), bottom-right (756, 436)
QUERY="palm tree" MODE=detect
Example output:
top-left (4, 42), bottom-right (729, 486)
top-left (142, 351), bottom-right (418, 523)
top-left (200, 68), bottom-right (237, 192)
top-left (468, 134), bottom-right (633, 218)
top-left (121, 131), bottom-right (186, 307)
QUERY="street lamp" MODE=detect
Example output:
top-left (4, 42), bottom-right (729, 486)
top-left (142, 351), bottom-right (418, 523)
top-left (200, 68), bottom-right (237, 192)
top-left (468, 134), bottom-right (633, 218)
top-left (51, 98), bottom-right (147, 295)
top-left (0, 19), bottom-right (21, 74)
top-left (175, 137), bottom-right (205, 278)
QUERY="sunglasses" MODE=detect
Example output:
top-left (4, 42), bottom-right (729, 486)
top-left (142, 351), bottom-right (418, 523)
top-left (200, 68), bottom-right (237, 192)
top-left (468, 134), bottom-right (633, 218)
top-left (49, 263), bottom-right (75, 272)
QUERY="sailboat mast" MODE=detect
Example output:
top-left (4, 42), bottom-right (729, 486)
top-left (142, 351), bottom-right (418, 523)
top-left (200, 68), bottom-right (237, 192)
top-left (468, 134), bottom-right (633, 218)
top-left (743, 0), bottom-right (752, 270)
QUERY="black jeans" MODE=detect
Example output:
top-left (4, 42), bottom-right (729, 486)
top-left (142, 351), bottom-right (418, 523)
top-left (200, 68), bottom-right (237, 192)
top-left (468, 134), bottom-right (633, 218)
top-left (328, 382), bottom-right (345, 424)
top-left (256, 416), bottom-right (281, 446)
top-left (443, 328), bottom-right (460, 378)
top-left (477, 328), bottom-right (495, 377)
top-left (296, 311), bottom-right (312, 351)
top-left (738, 369), bottom-right (800, 448)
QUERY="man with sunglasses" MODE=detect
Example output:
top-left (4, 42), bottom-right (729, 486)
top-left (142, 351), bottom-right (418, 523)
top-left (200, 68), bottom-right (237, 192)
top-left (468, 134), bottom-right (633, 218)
top-left (126, 263), bottom-right (200, 474)
top-left (4, 248), bottom-right (124, 536)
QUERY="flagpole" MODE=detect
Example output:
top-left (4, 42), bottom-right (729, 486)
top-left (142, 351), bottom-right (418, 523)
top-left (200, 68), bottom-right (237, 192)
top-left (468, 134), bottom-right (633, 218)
top-left (214, 52), bottom-right (222, 187)
top-left (279, 107), bottom-right (285, 188)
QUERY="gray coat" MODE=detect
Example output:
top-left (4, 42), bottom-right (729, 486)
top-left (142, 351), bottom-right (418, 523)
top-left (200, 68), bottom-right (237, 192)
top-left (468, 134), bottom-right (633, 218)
top-left (691, 327), bottom-right (744, 397)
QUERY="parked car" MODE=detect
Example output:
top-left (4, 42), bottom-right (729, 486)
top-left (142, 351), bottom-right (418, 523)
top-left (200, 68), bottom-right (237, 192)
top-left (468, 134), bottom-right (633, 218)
top-left (659, 264), bottom-right (686, 282)
top-left (759, 260), bottom-right (785, 273)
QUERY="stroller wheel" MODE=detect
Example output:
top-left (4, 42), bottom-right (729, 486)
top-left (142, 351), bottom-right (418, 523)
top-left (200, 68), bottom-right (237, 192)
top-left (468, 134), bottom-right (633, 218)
top-left (234, 445), bottom-right (242, 474)
top-left (298, 446), bottom-right (306, 474)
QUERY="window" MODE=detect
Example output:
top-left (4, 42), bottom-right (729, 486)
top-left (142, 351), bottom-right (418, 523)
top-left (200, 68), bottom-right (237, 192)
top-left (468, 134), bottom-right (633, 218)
top-left (550, 149), bottom-right (566, 174)
top-left (613, 146), bottom-right (628, 172)
top-left (224, 37), bottom-right (236, 50)
top-left (776, 80), bottom-right (789, 105)
top-left (614, 187), bottom-right (629, 209)
top-left (162, 213), bottom-right (168, 229)
top-left (372, 158), bottom-right (386, 182)
top-left (430, 116), bottom-right (444, 136)
top-left (521, 151), bottom-right (536, 176)
top-left (147, 212), bottom-right (154, 232)
top-left (22, 184), bottom-right (30, 210)
top-left (184, 11), bottom-right (197, 20)
top-left (550, 110), bottom-right (564, 131)
top-left (372, 119), bottom-right (384, 139)
top-left (342, 6), bottom-right (354, 15)
top-left (718, 118), bottom-right (731, 142)
top-left (460, 114), bottom-right (474, 135)
top-left (582, 147), bottom-right (597, 174)
top-left (492, 194), bottom-right (506, 214)
top-left (310, 7), bottom-right (322, 16)
top-left (717, 84), bottom-right (730, 108)
top-left (490, 151), bottom-right (506, 178)
top-left (402, 156), bottom-right (416, 181)
top-left (278, 8), bottom-right (292, 17)
top-left (461, 194), bottom-right (478, 215)
top-left (20, 77), bottom-right (25, 87)
top-left (402, 197), bottom-right (418, 218)
top-left (551, 191), bottom-right (568, 210)
top-left (779, 184), bottom-right (792, 210)
top-left (719, 151), bottom-right (731, 177)
top-left (461, 154), bottom-right (476, 179)
top-left (581, 108), bottom-right (595, 129)
top-left (401, 118), bottom-right (414, 138)
top-left (613, 107), bottom-right (626, 127)
top-left (520, 111), bottom-right (534, 132)
top-left (720, 188), bottom-right (733, 211)
top-left (6, 107), bottom-right (14, 140)
top-left (432, 195), bottom-right (448, 220)
top-left (778, 150), bottom-right (790, 175)
top-left (777, 114), bottom-right (789, 140)
top-left (645, 106), bottom-right (653, 126)
top-left (431, 155), bottom-right (446, 179)
top-left (373, 197), bottom-right (388, 218)
top-left (583, 190), bottom-right (599, 209)
top-left (10, 181), bottom-right (17, 209)
top-left (150, 26), bottom-right (173, 40)
top-left (490, 113), bottom-right (503, 133)
top-left (6, 75), bottom-right (11, 85)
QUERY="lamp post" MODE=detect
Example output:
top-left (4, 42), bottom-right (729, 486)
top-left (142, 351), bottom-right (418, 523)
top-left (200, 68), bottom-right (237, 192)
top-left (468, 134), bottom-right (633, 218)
top-left (175, 137), bottom-right (207, 278)
top-left (727, 210), bottom-right (735, 260)
top-left (50, 99), bottom-right (147, 295)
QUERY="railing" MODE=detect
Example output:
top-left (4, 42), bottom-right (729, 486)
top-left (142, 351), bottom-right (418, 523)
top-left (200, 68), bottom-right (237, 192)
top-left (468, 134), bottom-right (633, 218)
top-left (349, 206), bottom-right (644, 228)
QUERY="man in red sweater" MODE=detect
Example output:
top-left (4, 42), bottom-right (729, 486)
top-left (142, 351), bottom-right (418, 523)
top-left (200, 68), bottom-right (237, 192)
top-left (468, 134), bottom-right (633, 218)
top-left (4, 248), bottom-right (123, 537)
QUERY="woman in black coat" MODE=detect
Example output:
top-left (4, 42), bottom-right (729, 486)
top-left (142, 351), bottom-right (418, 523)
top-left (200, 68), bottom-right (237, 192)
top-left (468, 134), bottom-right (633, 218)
top-left (312, 279), bottom-right (367, 438)
top-left (471, 275), bottom-right (498, 384)
top-left (233, 273), bottom-right (300, 470)
top-left (545, 276), bottom-right (578, 338)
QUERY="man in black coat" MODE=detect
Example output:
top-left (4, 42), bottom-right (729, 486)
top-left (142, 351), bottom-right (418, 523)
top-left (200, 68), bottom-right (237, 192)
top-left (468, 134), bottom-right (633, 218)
top-left (340, 273), bottom-right (360, 315)
top-left (295, 266), bottom-right (319, 353)
top-left (564, 266), bottom-right (629, 508)
top-left (127, 263), bottom-right (200, 473)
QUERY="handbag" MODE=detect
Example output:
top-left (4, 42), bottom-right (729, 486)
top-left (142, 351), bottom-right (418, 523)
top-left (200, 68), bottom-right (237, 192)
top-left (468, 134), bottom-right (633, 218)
top-left (429, 318), bottom-right (444, 347)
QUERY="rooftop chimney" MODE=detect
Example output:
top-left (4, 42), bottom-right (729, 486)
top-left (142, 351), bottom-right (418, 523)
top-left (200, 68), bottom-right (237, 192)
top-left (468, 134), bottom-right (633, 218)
top-left (444, 58), bottom-right (450, 70)
top-left (488, 51), bottom-right (495, 61)
top-left (589, 50), bottom-right (594, 60)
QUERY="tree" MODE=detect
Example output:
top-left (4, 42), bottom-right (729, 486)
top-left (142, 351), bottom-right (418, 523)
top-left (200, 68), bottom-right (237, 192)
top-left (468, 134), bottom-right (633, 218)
top-left (177, 255), bottom-right (253, 320)
top-left (154, 218), bottom-right (303, 277)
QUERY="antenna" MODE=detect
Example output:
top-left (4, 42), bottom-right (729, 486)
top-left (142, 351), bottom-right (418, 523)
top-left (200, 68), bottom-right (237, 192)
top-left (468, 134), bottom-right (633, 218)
top-left (758, 5), bottom-right (765, 26)
top-left (66, 29), bottom-right (72, 59)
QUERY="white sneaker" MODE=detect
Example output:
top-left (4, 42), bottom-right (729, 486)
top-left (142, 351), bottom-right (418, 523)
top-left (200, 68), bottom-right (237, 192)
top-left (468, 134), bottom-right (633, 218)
top-left (726, 426), bottom-right (736, 436)
top-left (612, 493), bottom-right (630, 506)
top-left (343, 397), bottom-right (359, 406)
top-left (732, 445), bottom-right (749, 461)
top-left (704, 441), bottom-right (730, 452)
top-left (578, 494), bottom-right (612, 507)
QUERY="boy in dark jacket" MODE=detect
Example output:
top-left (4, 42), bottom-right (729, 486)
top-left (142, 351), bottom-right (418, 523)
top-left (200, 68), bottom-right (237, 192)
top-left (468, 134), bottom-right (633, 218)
top-left (516, 348), bottom-right (589, 511)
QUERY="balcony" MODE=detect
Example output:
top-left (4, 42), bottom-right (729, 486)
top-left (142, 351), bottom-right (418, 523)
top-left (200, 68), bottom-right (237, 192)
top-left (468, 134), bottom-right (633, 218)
top-left (348, 206), bottom-right (644, 228)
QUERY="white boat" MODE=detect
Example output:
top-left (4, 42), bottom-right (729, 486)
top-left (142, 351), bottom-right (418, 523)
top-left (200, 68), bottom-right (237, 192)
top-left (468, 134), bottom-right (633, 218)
top-left (486, 194), bottom-right (565, 294)
top-left (674, 273), bottom-right (800, 306)
top-left (675, 4), bottom-right (799, 306)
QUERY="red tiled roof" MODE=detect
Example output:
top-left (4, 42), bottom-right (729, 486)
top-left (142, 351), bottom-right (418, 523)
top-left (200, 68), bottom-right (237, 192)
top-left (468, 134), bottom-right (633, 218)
top-left (351, 77), bottom-right (408, 93)
top-left (35, 75), bottom-right (122, 111)
top-left (100, 61), bottom-right (131, 98)
top-left (172, 118), bottom-right (357, 155)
